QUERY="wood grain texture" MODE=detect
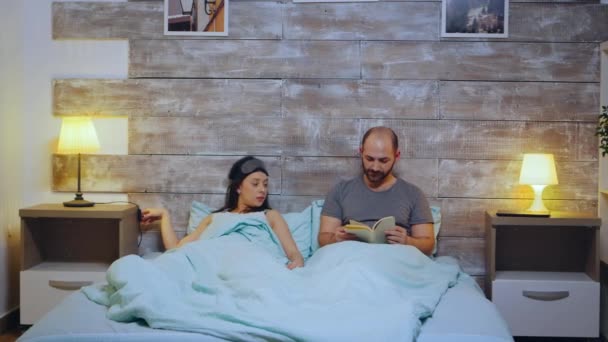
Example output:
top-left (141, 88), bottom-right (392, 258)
top-left (129, 40), bottom-right (360, 79)
top-left (129, 118), bottom-right (594, 161)
top-left (438, 159), bottom-right (598, 200)
top-left (436, 238), bottom-right (485, 276)
top-left (281, 157), bottom-right (438, 197)
top-left (509, 3), bottom-right (608, 42)
top-left (577, 123), bottom-right (600, 161)
top-left (362, 42), bottom-right (599, 82)
top-left (53, 1), bottom-right (282, 40)
top-left (363, 119), bottom-right (588, 161)
top-left (53, 1), bottom-right (161, 39)
top-left (128, 193), bottom-right (323, 233)
top-left (283, 80), bottom-right (438, 119)
top-left (283, 2), bottom-right (438, 40)
top-left (128, 117), bottom-right (361, 156)
top-left (439, 198), bottom-right (597, 238)
top-left (49, 0), bottom-right (603, 275)
top-left (54, 79), bottom-right (282, 117)
top-left (100, 0), bottom-right (607, 3)
top-left (509, 0), bottom-right (598, 2)
top-left (439, 81), bottom-right (600, 122)
top-left (52, 154), bottom-right (282, 193)
top-left (53, 1), bottom-right (607, 43)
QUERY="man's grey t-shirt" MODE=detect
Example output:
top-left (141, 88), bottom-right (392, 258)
top-left (322, 176), bottom-right (433, 231)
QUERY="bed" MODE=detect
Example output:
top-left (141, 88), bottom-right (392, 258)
top-left (18, 201), bottom-right (513, 342)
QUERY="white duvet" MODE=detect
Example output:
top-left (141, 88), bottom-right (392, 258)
top-left (82, 212), bottom-right (460, 342)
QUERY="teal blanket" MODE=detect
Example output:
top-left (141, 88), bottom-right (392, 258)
top-left (83, 213), bottom-right (460, 341)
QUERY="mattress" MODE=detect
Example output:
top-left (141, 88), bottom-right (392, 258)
top-left (18, 270), bottom-right (512, 342)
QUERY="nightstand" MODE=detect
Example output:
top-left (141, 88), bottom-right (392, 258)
top-left (19, 204), bottom-right (139, 324)
top-left (485, 211), bottom-right (600, 338)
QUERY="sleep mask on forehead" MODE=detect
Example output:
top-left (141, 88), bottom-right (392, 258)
top-left (228, 157), bottom-right (269, 182)
top-left (240, 158), bottom-right (267, 175)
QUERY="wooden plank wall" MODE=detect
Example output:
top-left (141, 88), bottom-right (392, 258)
top-left (51, 0), bottom-right (607, 282)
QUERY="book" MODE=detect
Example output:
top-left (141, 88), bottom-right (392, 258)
top-left (344, 216), bottom-right (396, 244)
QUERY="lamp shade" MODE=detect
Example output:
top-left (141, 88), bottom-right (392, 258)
top-left (519, 153), bottom-right (558, 185)
top-left (57, 117), bottom-right (100, 154)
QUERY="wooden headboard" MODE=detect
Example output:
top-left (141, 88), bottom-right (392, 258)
top-left (50, 1), bottom-right (603, 288)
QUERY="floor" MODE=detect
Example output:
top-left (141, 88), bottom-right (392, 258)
top-left (0, 326), bottom-right (25, 342)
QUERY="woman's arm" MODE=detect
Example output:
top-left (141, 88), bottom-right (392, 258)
top-left (141, 208), bottom-right (179, 249)
top-left (175, 215), bottom-right (213, 248)
top-left (141, 208), bottom-right (212, 250)
top-left (266, 210), bottom-right (304, 269)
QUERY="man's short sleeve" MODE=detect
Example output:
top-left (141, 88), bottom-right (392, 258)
top-left (321, 182), bottom-right (343, 221)
top-left (409, 187), bottom-right (433, 225)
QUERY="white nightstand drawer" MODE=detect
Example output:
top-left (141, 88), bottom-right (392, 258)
top-left (20, 262), bottom-right (107, 324)
top-left (493, 271), bottom-right (599, 338)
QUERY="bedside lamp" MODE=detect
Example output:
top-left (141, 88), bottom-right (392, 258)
top-left (519, 153), bottom-right (558, 214)
top-left (57, 117), bottom-right (100, 207)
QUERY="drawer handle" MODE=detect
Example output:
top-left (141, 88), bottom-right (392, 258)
top-left (522, 290), bottom-right (569, 301)
top-left (49, 280), bottom-right (93, 290)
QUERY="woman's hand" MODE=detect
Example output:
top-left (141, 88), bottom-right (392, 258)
top-left (286, 256), bottom-right (304, 270)
top-left (140, 208), bottom-right (167, 229)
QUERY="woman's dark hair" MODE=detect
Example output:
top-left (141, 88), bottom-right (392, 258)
top-left (214, 156), bottom-right (271, 213)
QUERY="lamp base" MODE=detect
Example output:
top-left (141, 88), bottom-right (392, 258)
top-left (527, 184), bottom-right (550, 213)
top-left (63, 193), bottom-right (95, 207)
top-left (63, 199), bottom-right (95, 207)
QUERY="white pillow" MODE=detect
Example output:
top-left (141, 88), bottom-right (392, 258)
top-left (282, 206), bottom-right (314, 260)
top-left (187, 200), bottom-right (214, 235)
top-left (430, 205), bottom-right (441, 256)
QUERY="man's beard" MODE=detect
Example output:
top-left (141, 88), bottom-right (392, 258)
top-left (363, 162), bottom-right (394, 185)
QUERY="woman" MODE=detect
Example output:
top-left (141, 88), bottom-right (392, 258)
top-left (140, 156), bottom-right (304, 269)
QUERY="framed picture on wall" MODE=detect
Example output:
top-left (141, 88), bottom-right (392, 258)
top-left (164, 0), bottom-right (229, 36)
top-left (441, 0), bottom-right (508, 38)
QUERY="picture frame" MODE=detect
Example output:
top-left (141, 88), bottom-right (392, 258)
top-left (441, 0), bottom-right (508, 38)
top-left (164, 0), bottom-right (228, 36)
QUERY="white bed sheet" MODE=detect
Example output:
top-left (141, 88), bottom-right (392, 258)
top-left (18, 271), bottom-right (512, 342)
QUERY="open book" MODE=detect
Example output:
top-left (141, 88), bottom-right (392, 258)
top-left (344, 216), bottom-right (395, 244)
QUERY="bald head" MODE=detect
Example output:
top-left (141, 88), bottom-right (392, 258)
top-left (359, 127), bottom-right (400, 188)
top-left (361, 127), bottom-right (398, 152)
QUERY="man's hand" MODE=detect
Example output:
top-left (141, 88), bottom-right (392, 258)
top-left (385, 223), bottom-right (435, 255)
top-left (335, 227), bottom-right (358, 243)
top-left (385, 226), bottom-right (409, 245)
top-left (319, 215), bottom-right (359, 247)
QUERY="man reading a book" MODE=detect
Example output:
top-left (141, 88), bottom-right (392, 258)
top-left (318, 126), bottom-right (435, 256)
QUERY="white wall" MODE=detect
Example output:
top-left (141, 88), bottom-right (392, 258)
top-left (0, 0), bottom-right (25, 321)
top-left (0, 0), bottom-right (129, 320)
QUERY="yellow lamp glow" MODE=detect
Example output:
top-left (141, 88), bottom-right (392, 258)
top-left (519, 153), bottom-right (558, 213)
top-left (57, 117), bottom-right (100, 207)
